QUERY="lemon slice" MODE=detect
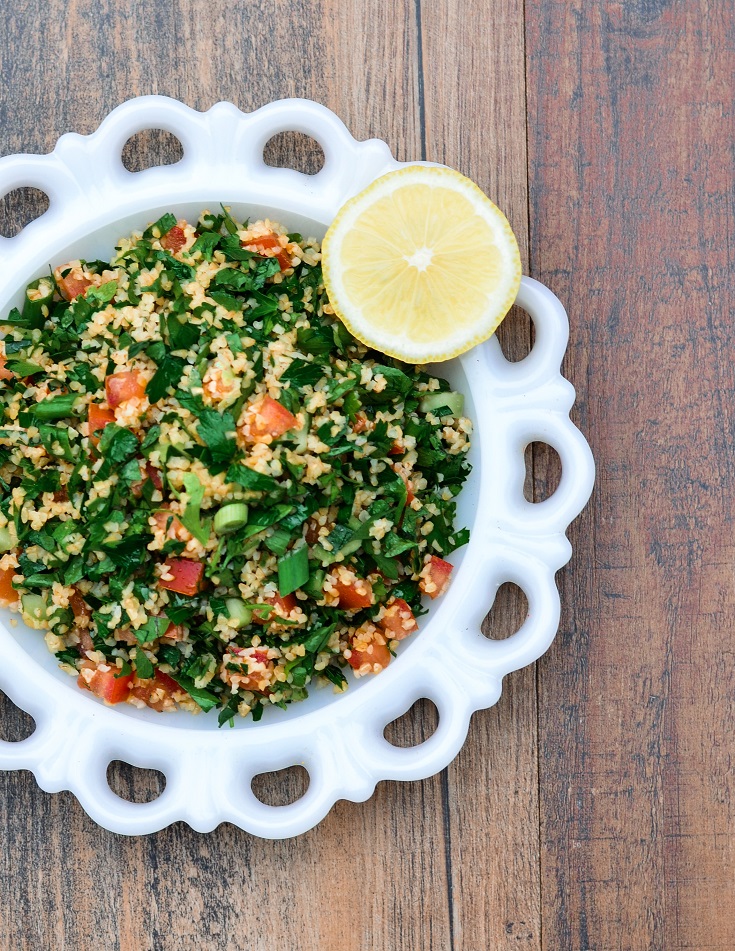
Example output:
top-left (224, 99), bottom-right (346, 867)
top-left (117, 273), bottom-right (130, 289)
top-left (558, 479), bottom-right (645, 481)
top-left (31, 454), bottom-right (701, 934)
top-left (322, 165), bottom-right (522, 363)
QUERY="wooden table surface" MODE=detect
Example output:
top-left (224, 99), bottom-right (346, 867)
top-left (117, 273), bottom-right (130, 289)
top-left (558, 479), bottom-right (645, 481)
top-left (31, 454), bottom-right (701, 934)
top-left (0, 1), bottom-right (732, 949)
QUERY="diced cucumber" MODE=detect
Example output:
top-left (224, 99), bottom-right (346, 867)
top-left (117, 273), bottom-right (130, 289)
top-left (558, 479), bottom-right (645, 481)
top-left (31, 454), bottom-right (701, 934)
top-left (225, 598), bottom-right (253, 629)
top-left (419, 390), bottom-right (464, 417)
top-left (21, 593), bottom-right (49, 629)
top-left (0, 523), bottom-right (16, 553)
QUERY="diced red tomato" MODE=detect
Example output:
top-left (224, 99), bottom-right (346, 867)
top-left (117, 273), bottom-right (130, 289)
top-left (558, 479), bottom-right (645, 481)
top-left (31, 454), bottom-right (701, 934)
top-left (252, 592), bottom-right (297, 624)
top-left (304, 517), bottom-right (321, 546)
top-left (0, 355), bottom-right (14, 382)
top-left (379, 598), bottom-right (418, 640)
top-left (105, 371), bottom-right (146, 408)
top-left (334, 576), bottom-right (374, 611)
top-left (160, 225), bottom-right (187, 253)
top-left (242, 233), bottom-right (292, 271)
top-left (129, 669), bottom-right (180, 711)
top-left (351, 412), bottom-right (370, 435)
top-left (145, 462), bottom-right (163, 490)
top-left (154, 669), bottom-right (180, 693)
top-left (240, 395), bottom-right (297, 444)
top-left (389, 442), bottom-right (403, 456)
top-left (163, 621), bottom-right (186, 641)
top-left (152, 510), bottom-right (188, 541)
top-left (55, 265), bottom-right (93, 301)
top-left (69, 588), bottom-right (94, 654)
top-left (158, 558), bottom-right (205, 596)
top-left (347, 640), bottom-right (391, 673)
top-left (304, 508), bottom-right (334, 546)
top-left (88, 402), bottom-right (116, 444)
top-left (69, 588), bottom-right (91, 623)
top-left (0, 563), bottom-right (18, 606)
top-left (69, 588), bottom-right (92, 623)
top-left (78, 665), bottom-right (133, 704)
top-left (419, 556), bottom-right (453, 599)
top-left (230, 650), bottom-right (274, 691)
top-left (132, 462), bottom-right (165, 499)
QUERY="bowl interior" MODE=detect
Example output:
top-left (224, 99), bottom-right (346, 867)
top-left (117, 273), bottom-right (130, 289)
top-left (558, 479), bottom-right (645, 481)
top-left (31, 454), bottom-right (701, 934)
top-left (0, 202), bottom-right (479, 731)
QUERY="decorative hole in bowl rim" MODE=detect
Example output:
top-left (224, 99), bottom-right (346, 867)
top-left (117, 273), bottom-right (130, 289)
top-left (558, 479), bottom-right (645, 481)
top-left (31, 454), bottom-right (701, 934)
top-left (0, 96), bottom-right (595, 838)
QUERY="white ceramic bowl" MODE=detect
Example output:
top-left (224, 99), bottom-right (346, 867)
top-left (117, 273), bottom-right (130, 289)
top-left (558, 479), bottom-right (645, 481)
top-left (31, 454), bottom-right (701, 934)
top-left (0, 97), bottom-right (594, 837)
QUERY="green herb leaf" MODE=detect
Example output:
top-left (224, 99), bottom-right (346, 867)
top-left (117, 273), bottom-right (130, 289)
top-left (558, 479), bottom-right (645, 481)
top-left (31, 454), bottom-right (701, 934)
top-left (197, 409), bottom-right (237, 464)
top-left (382, 535), bottom-right (417, 558)
top-left (152, 251), bottom-right (195, 283)
top-left (178, 472), bottom-right (211, 544)
top-left (322, 665), bottom-right (347, 688)
top-left (189, 232), bottom-right (221, 261)
top-left (143, 213), bottom-right (177, 239)
top-left (134, 615), bottom-right (171, 645)
top-left (209, 291), bottom-right (244, 312)
top-left (170, 673), bottom-right (219, 712)
top-left (85, 281), bottom-right (118, 306)
top-left (296, 326), bottom-right (333, 356)
top-left (166, 315), bottom-right (200, 351)
top-left (159, 644), bottom-right (181, 667)
top-left (121, 458), bottom-right (144, 485)
top-left (134, 650), bottom-right (154, 679)
top-left (211, 268), bottom-right (254, 291)
top-left (146, 356), bottom-right (185, 403)
top-left (252, 258), bottom-right (281, 288)
top-left (97, 424), bottom-right (139, 464)
top-left (280, 358), bottom-right (325, 387)
top-left (225, 463), bottom-right (280, 494)
top-left (302, 623), bottom-right (337, 654)
top-left (6, 360), bottom-right (45, 376)
top-left (219, 234), bottom-right (256, 262)
top-left (115, 660), bottom-right (133, 679)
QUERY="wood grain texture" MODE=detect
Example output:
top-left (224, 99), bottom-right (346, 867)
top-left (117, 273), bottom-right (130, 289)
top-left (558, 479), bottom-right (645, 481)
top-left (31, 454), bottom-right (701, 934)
top-left (526, 1), bottom-right (735, 948)
top-left (419, 3), bottom-right (541, 950)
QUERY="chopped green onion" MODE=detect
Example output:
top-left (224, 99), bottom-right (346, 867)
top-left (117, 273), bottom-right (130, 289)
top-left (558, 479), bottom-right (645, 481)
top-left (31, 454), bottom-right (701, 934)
top-left (302, 567), bottom-right (326, 600)
top-left (22, 277), bottom-right (55, 328)
top-left (225, 598), bottom-right (252, 629)
top-left (30, 394), bottom-right (81, 420)
top-left (213, 502), bottom-right (249, 535)
top-left (278, 544), bottom-right (309, 597)
top-left (265, 526), bottom-right (292, 556)
top-left (419, 390), bottom-right (464, 417)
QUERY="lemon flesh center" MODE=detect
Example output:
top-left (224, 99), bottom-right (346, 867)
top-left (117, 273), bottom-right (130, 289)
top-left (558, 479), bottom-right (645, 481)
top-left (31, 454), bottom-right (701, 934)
top-left (405, 246), bottom-right (434, 271)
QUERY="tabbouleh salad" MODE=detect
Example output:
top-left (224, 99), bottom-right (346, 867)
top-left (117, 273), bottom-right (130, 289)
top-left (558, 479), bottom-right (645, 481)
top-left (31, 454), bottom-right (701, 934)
top-left (0, 209), bottom-right (471, 724)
